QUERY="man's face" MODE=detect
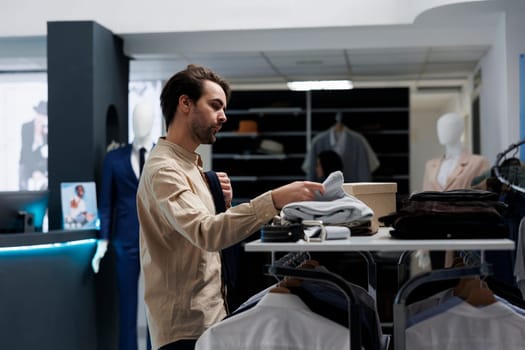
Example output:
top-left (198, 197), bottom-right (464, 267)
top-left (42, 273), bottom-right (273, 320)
top-left (189, 80), bottom-right (227, 145)
top-left (76, 186), bottom-right (84, 197)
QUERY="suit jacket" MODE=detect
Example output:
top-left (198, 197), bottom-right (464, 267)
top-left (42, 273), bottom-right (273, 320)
top-left (99, 144), bottom-right (140, 247)
top-left (422, 152), bottom-right (490, 191)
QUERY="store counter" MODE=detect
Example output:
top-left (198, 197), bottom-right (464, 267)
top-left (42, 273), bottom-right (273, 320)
top-left (0, 230), bottom-right (101, 350)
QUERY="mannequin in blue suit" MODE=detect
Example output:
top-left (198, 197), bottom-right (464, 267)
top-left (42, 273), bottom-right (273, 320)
top-left (92, 102), bottom-right (155, 350)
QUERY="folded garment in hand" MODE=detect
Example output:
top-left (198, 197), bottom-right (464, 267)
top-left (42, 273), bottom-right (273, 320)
top-left (281, 196), bottom-right (373, 225)
top-left (283, 170), bottom-right (374, 225)
top-left (315, 170), bottom-right (346, 201)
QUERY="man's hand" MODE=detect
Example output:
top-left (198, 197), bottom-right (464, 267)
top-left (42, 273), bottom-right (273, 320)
top-left (216, 172), bottom-right (233, 208)
top-left (271, 181), bottom-right (325, 210)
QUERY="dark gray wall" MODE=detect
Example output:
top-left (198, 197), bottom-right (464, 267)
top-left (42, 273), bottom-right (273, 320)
top-left (47, 21), bottom-right (129, 231)
top-left (46, 21), bottom-right (129, 350)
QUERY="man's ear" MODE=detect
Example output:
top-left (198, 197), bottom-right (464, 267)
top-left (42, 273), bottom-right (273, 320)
top-left (179, 95), bottom-right (192, 113)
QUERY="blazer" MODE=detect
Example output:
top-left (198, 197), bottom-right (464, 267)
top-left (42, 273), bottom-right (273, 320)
top-left (422, 152), bottom-right (490, 191)
top-left (99, 144), bottom-right (141, 247)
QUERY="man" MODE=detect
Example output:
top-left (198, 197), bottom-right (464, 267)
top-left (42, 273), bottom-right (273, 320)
top-left (137, 64), bottom-right (325, 350)
top-left (67, 184), bottom-right (93, 227)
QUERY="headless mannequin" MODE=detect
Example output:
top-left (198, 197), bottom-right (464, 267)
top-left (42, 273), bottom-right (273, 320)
top-left (92, 102), bottom-right (155, 271)
top-left (92, 102), bottom-right (155, 350)
top-left (418, 112), bottom-right (489, 270)
top-left (435, 112), bottom-right (464, 188)
top-left (422, 112), bottom-right (489, 192)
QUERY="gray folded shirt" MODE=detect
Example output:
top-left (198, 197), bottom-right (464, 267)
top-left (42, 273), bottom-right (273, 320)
top-left (282, 171), bottom-right (374, 225)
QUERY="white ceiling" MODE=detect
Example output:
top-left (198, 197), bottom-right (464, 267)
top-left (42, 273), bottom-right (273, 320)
top-left (129, 45), bottom-right (488, 87)
top-left (0, 0), bottom-right (520, 93)
top-left (122, 0), bottom-right (509, 89)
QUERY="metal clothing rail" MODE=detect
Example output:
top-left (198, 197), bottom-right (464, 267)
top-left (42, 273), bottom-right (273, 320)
top-left (269, 250), bottom-right (378, 300)
top-left (392, 263), bottom-right (493, 350)
top-left (266, 261), bottom-right (362, 350)
top-left (493, 138), bottom-right (525, 194)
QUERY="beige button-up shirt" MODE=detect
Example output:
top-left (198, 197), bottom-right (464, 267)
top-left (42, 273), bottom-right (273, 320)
top-left (137, 138), bottom-right (277, 349)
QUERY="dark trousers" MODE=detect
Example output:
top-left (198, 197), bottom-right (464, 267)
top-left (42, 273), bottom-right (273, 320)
top-left (159, 339), bottom-right (196, 350)
top-left (114, 244), bottom-right (152, 350)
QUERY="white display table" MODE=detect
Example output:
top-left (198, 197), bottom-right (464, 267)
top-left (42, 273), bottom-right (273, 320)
top-left (244, 227), bottom-right (515, 252)
top-left (244, 226), bottom-right (516, 350)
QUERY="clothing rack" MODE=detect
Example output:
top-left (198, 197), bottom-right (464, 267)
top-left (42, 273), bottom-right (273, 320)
top-left (246, 228), bottom-right (514, 350)
top-left (266, 251), bottom-right (362, 350)
top-left (269, 250), bottom-right (378, 300)
top-left (392, 262), bottom-right (493, 350)
top-left (493, 138), bottom-right (525, 194)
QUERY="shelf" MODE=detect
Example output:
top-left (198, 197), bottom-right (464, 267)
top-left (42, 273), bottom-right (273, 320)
top-left (217, 131), bottom-right (307, 137)
top-left (213, 153), bottom-right (305, 160)
top-left (213, 88), bottom-right (411, 201)
top-left (360, 130), bottom-right (410, 136)
top-left (310, 107), bottom-right (409, 113)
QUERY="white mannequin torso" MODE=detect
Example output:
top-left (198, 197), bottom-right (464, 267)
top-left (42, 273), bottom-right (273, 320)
top-left (435, 112), bottom-right (464, 187)
top-left (130, 102), bottom-right (155, 178)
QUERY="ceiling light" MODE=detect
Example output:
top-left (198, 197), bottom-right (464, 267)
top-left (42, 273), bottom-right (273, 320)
top-left (287, 80), bottom-right (353, 91)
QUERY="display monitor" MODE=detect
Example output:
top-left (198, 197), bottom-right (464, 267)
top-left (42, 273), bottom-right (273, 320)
top-left (0, 190), bottom-right (49, 233)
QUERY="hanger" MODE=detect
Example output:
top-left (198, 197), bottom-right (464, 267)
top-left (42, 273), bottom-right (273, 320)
top-left (333, 112), bottom-right (345, 132)
top-left (493, 139), bottom-right (525, 194)
top-left (274, 259), bottom-right (321, 290)
top-left (268, 285), bottom-right (292, 294)
top-left (465, 280), bottom-right (496, 306)
top-left (299, 259), bottom-right (320, 269)
top-left (454, 277), bottom-right (496, 306)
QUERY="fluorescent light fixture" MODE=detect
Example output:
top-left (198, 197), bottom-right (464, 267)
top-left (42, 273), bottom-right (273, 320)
top-left (287, 80), bottom-right (353, 91)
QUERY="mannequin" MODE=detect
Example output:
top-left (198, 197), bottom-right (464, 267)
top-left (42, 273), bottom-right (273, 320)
top-left (418, 112), bottom-right (490, 271)
top-left (92, 102), bottom-right (155, 350)
top-left (422, 112), bottom-right (490, 191)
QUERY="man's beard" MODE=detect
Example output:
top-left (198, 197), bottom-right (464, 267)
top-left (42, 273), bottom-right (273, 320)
top-left (191, 118), bottom-right (216, 145)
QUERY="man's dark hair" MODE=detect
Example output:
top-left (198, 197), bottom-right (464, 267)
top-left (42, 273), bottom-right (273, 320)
top-left (318, 150), bottom-right (343, 177)
top-left (160, 64), bottom-right (231, 130)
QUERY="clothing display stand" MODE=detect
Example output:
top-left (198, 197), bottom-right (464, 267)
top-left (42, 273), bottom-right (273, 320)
top-left (493, 138), bottom-right (525, 194)
top-left (266, 250), bottom-right (378, 301)
top-left (393, 261), bottom-right (493, 350)
top-left (245, 227), bottom-right (515, 350)
top-left (265, 251), bottom-right (361, 350)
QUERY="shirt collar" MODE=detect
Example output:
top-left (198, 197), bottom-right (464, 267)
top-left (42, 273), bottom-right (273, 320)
top-left (157, 137), bottom-right (203, 168)
top-left (257, 292), bottom-right (310, 311)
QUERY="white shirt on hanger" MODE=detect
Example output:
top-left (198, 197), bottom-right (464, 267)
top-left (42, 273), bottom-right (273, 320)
top-left (406, 301), bottom-right (525, 350)
top-left (196, 292), bottom-right (351, 350)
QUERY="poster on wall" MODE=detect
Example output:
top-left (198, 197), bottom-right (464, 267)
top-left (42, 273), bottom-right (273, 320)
top-left (60, 182), bottom-right (99, 230)
top-left (0, 79), bottom-right (48, 191)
